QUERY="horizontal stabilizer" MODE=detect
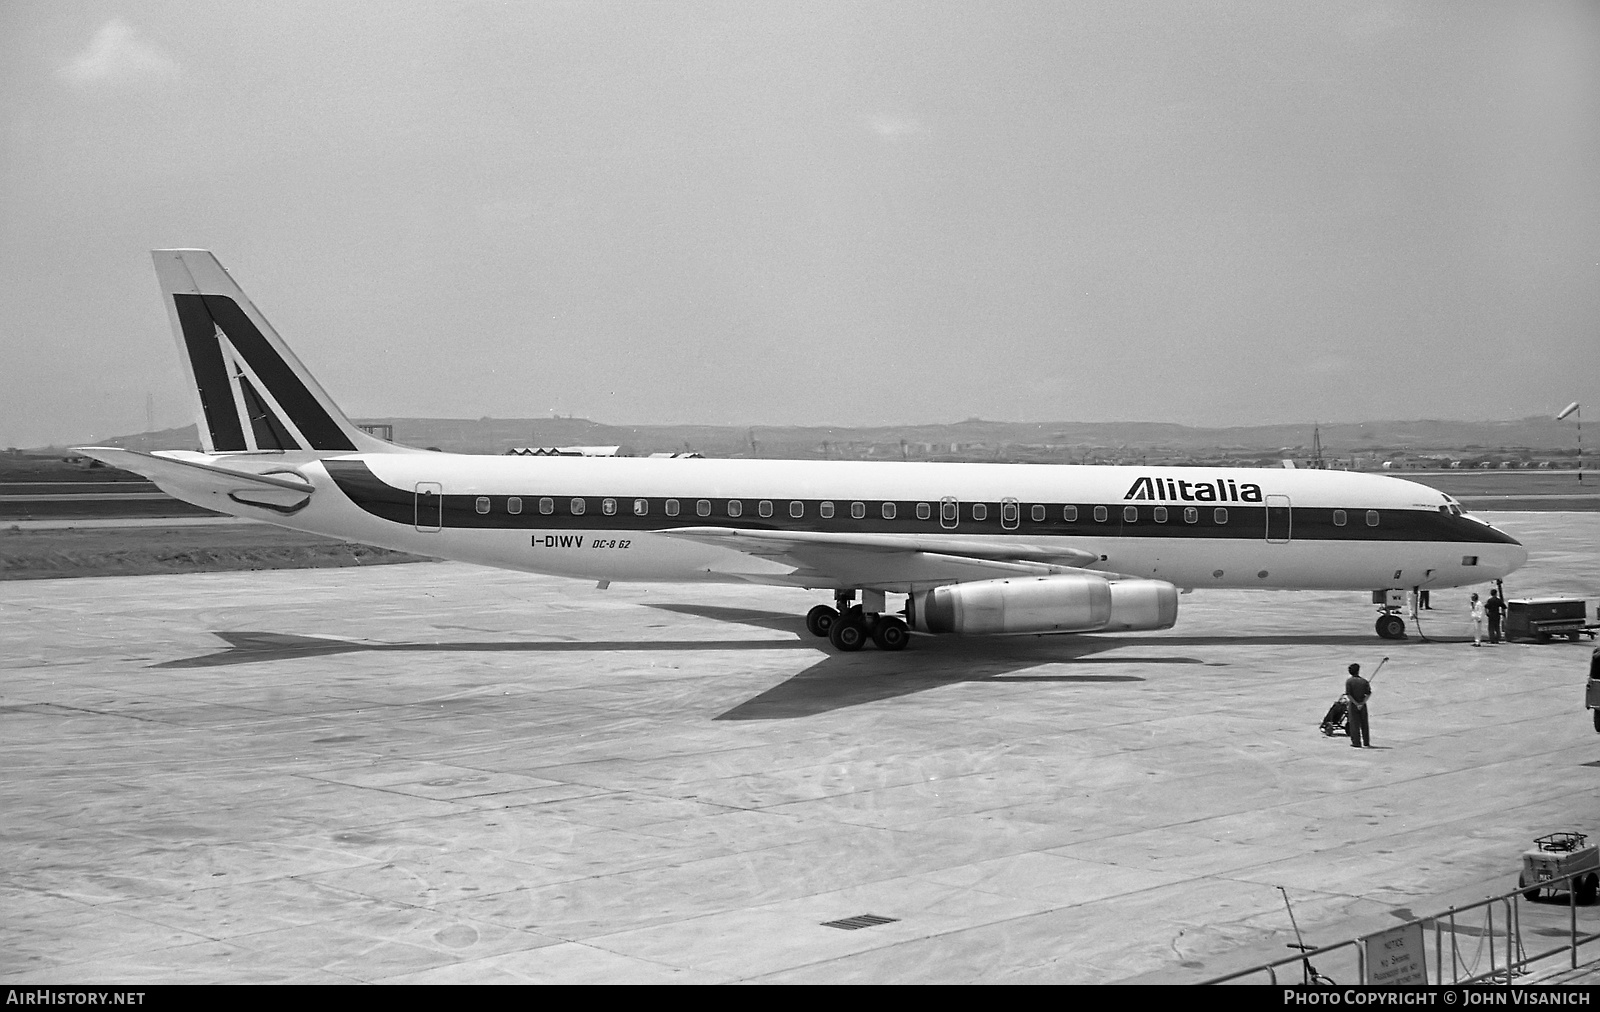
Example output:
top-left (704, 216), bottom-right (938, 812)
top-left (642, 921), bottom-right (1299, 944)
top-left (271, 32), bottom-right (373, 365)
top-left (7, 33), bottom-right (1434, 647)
top-left (72, 447), bottom-right (314, 515)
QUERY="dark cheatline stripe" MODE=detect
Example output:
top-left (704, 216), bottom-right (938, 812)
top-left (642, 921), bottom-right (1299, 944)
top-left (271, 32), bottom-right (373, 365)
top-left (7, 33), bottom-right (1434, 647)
top-left (322, 460), bottom-right (1519, 546)
top-left (201, 295), bottom-right (356, 451)
top-left (239, 376), bottom-right (300, 450)
top-left (173, 295), bottom-right (246, 451)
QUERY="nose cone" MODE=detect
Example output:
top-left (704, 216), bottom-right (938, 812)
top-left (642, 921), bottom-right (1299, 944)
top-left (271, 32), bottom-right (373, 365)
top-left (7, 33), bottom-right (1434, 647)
top-left (1485, 536), bottom-right (1529, 581)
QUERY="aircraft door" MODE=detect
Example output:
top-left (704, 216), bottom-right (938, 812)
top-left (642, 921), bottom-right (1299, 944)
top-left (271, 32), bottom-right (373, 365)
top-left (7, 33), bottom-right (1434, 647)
top-left (940, 497), bottom-right (959, 530)
top-left (1265, 494), bottom-right (1291, 543)
top-left (1001, 498), bottom-right (1019, 530)
top-left (415, 482), bottom-right (442, 532)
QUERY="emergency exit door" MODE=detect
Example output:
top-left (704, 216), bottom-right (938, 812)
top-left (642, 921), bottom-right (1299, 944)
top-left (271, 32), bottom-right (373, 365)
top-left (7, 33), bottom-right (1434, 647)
top-left (1265, 494), bottom-right (1291, 543)
top-left (415, 482), bottom-right (442, 532)
top-left (940, 497), bottom-right (959, 530)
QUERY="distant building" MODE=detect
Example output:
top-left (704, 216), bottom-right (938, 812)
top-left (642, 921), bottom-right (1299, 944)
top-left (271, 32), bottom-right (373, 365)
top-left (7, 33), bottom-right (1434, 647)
top-left (505, 446), bottom-right (623, 457)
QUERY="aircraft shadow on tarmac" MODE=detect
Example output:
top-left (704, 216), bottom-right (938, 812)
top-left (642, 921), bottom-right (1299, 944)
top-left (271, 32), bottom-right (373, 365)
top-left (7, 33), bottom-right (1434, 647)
top-left (154, 605), bottom-right (1380, 721)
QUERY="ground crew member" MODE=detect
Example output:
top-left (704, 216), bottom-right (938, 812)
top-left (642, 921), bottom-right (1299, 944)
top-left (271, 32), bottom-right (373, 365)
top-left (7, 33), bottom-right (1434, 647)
top-left (1485, 589), bottom-right (1507, 644)
top-left (1470, 593), bottom-right (1485, 647)
top-left (1344, 663), bottom-right (1371, 748)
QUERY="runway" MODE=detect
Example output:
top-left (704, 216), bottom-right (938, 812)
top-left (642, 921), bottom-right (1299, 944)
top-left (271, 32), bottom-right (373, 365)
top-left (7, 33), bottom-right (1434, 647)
top-left (3, 512), bottom-right (1597, 983)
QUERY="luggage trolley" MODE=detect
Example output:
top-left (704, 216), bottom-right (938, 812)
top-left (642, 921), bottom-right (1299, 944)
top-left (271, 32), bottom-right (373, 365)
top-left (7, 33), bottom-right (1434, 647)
top-left (1505, 598), bottom-right (1598, 644)
top-left (1518, 832), bottom-right (1600, 905)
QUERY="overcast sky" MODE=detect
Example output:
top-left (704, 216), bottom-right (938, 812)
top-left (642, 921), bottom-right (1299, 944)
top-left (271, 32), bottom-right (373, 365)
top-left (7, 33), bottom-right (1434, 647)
top-left (2, 1), bottom-right (1597, 447)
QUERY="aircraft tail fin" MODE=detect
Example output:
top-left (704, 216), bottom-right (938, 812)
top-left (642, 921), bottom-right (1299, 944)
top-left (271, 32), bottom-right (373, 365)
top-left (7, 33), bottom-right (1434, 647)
top-left (152, 249), bottom-right (396, 454)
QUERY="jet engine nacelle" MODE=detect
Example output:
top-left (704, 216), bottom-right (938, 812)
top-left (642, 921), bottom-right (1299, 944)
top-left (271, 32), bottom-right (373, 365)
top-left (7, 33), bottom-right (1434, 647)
top-left (908, 574), bottom-right (1178, 636)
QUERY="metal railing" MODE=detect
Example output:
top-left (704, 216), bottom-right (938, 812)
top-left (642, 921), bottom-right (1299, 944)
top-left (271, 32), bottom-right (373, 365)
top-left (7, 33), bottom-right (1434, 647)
top-left (1202, 866), bottom-right (1600, 985)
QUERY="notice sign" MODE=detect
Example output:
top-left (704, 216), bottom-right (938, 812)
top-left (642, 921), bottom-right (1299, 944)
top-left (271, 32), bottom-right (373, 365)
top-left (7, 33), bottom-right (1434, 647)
top-left (1363, 921), bottom-right (1427, 985)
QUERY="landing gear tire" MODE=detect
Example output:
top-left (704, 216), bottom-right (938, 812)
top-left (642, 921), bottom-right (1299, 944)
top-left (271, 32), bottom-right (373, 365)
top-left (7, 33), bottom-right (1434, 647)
top-left (1593, 709), bottom-right (1600, 734)
top-left (871, 617), bottom-right (910, 651)
top-left (829, 617), bottom-right (867, 652)
top-left (805, 605), bottom-right (838, 638)
top-left (1376, 614), bottom-right (1406, 640)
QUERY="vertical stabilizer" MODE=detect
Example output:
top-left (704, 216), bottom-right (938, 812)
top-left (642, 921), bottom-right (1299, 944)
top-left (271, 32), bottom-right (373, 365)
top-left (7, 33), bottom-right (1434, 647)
top-left (152, 249), bottom-right (393, 454)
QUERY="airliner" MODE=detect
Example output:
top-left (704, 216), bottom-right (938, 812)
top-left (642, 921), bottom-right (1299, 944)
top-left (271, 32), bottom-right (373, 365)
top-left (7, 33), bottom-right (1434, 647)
top-left (76, 250), bottom-right (1527, 651)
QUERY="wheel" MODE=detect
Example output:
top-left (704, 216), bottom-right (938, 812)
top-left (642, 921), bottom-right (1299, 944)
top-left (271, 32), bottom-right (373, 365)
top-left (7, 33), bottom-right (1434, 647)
top-left (1519, 873), bottom-right (1539, 902)
top-left (1570, 632), bottom-right (1581, 643)
top-left (1375, 614), bottom-right (1406, 640)
top-left (828, 617), bottom-right (867, 652)
top-left (1579, 874), bottom-right (1599, 907)
top-left (805, 605), bottom-right (837, 638)
top-left (1593, 708), bottom-right (1600, 733)
top-left (871, 617), bottom-right (910, 651)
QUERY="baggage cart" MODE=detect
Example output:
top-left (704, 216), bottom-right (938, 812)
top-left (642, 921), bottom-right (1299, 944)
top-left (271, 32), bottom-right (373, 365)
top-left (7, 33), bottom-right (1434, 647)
top-left (1519, 832), bottom-right (1600, 904)
top-left (1504, 598), bottom-right (1597, 643)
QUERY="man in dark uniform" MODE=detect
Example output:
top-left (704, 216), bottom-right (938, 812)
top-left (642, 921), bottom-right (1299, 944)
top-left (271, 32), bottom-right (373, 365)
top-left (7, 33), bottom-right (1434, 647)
top-left (1485, 589), bottom-right (1507, 644)
top-left (1344, 662), bottom-right (1372, 748)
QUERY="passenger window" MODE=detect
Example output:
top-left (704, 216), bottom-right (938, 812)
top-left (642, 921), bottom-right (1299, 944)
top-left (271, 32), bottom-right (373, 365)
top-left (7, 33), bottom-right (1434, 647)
top-left (697, 499), bottom-right (711, 517)
top-left (727, 500), bottom-right (742, 517)
top-left (539, 497), bottom-right (554, 515)
top-left (917, 502), bottom-right (932, 520)
top-left (602, 498), bottom-right (617, 516)
top-left (1123, 506), bottom-right (1137, 522)
top-left (507, 496), bottom-right (522, 515)
top-left (571, 498), bottom-right (586, 515)
top-left (972, 503), bottom-right (988, 521)
top-left (666, 499), bottom-right (680, 517)
top-left (882, 503), bottom-right (897, 519)
top-left (1064, 505), bottom-right (1078, 522)
top-left (1184, 507), bottom-right (1197, 524)
top-left (1333, 509), bottom-right (1346, 526)
top-left (1366, 510), bottom-right (1379, 527)
top-left (1093, 506), bottom-right (1108, 522)
top-left (790, 501), bottom-right (804, 518)
top-left (820, 501), bottom-right (835, 519)
top-left (1153, 506), bottom-right (1167, 523)
top-left (1214, 508), bottom-right (1228, 524)
top-left (1032, 504), bottom-right (1046, 522)
top-left (1462, 555), bottom-right (1478, 566)
top-left (758, 500), bottom-right (773, 518)
top-left (940, 500), bottom-right (957, 523)
top-left (475, 496), bottom-right (490, 514)
top-left (851, 502), bottom-right (865, 519)
top-left (633, 498), bottom-right (648, 516)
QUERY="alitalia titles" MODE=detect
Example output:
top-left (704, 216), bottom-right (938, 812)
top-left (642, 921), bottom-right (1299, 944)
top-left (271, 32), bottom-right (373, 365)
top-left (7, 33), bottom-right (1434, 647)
top-left (1124, 477), bottom-right (1264, 503)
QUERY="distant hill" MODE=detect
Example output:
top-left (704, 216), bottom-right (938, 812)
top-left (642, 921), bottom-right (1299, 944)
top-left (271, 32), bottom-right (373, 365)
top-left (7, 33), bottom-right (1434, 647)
top-left (50, 415), bottom-right (1583, 464)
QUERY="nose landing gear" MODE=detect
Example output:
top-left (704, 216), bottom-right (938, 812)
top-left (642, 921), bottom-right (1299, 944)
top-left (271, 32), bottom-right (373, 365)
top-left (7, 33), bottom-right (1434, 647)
top-left (1375, 613), bottom-right (1407, 640)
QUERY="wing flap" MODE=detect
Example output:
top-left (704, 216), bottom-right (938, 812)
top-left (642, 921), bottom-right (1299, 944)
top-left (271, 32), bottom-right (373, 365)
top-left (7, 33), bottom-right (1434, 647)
top-left (661, 526), bottom-right (1100, 566)
top-left (658, 526), bottom-right (1103, 589)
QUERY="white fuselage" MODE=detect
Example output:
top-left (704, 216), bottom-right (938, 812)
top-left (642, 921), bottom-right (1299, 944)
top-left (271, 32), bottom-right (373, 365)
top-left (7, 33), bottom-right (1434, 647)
top-left (172, 451), bottom-right (1527, 595)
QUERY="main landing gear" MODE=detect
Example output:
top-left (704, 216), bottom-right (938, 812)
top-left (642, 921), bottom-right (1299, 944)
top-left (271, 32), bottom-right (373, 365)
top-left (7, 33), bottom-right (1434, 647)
top-left (805, 590), bottom-right (910, 652)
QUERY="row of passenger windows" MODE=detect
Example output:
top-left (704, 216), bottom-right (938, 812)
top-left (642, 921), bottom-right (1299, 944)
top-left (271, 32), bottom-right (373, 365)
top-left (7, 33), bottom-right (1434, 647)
top-left (465, 496), bottom-right (1381, 526)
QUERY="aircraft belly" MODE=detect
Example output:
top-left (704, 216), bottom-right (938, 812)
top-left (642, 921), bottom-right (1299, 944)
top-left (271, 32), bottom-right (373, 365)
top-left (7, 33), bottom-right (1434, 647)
top-left (1124, 539), bottom-right (1507, 591)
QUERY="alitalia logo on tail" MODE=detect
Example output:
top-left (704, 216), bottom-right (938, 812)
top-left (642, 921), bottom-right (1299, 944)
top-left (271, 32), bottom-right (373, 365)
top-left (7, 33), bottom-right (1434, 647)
top-left (1124, 477), bottom-right (1264, 503)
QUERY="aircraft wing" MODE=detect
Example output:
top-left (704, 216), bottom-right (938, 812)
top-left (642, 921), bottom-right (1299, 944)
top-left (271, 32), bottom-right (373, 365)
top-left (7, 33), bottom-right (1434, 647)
top-left (658, 526), bottom-right (1104, 589)
top-left (72, 447), bottom-right (314, 514)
